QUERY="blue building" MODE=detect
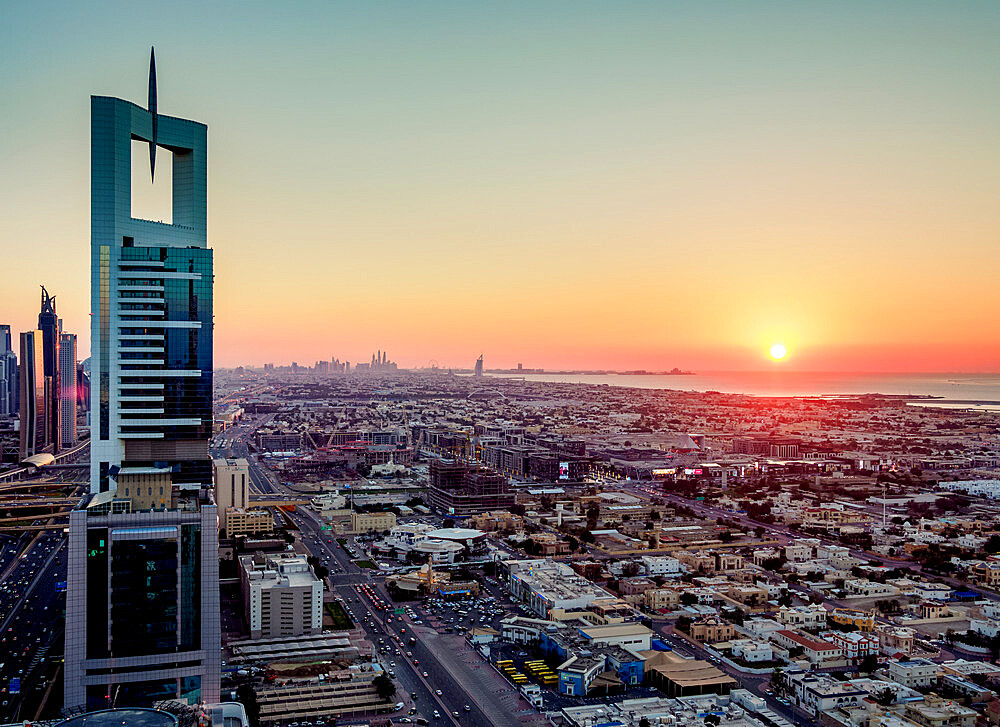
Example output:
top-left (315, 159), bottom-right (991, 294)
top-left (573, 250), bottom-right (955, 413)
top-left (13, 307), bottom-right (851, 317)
top-left (89, 49), bottom-right (213, 495)
top-left (65, 50), bottom-right (220, 712)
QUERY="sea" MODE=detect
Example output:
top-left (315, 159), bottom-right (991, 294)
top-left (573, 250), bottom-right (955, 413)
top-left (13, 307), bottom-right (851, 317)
top-left (485, 371), bottom-right (1000, 411)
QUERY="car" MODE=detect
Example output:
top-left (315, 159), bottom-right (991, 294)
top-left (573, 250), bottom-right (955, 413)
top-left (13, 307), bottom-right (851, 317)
top-left (423, 671), bottom-right (429, 677)
top-left (452, 712), bottom-right (460, 718)
top-left (435, 689), bottom-right (442, 696)
top-left (464, 705), bottom-right (471, 711)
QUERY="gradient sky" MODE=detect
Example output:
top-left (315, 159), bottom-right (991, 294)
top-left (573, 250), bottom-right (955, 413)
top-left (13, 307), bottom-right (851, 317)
top-left (2, 1), bottom-right (1000, 371)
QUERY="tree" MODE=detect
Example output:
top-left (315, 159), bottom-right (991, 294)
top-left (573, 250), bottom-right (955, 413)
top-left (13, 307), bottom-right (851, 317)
top-left (639, 719), bottom-right (651, 727)
top-left (704, 716), bottom-right (721, 726)
top-left (373, 673), bottom-right (397, 700)
top-left (872, 686), bottom-right (895, 707)
top-left (235, 683), bottom-right (260, 727)
top-left (680, 592), bottom-right (698, 606)
top-left (858, 653), bottom-right (878, 674)
top-left (580, 530), bottom-right (595, 544)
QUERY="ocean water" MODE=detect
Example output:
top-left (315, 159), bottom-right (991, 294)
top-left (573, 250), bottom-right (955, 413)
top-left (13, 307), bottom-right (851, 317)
top-left (486, 371), bottom-right (1000, 405)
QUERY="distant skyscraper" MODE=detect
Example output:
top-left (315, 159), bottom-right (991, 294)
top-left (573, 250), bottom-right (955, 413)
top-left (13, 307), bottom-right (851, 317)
top-left (65, 49), bottom-right (219, 711)
top-left (18, 330), bottom-right (45, 460)
top-left (0, 325), bottom-right (16, 417)
top-left (37, 286), bottom-right (61, 453)
top-left (474, 354), bottom-right (484, 377)
top-left (59, 332), bottom-right (78, 448)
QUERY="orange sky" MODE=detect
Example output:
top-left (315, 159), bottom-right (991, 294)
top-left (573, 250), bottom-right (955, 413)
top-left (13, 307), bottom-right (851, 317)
top-left (2, 3), bottom-right (1000, 371)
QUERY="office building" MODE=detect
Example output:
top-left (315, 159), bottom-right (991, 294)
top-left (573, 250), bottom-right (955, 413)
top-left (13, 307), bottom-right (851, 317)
top-left (213, 458), bottom-right (272, 537)
top-left (18, 330), bottom-right (45, 460)
top-left (65, 50), bottom-right (220, 711)
top-left (64, 488), bottom-right (221, 710)
top-left (89, 49), bottom-right (213, 495)
top-left (60, 332), bottom-right (78, 448)
top-left (239, 553), bottom-right (323, 640)
top-left (213, 458), bottom-right (249, 511)
top-left (38, 286), bottom-right (62, 454)
top-left (224, 509), bottom-right (273, 538)
top-left (0, 325), bottom-right (16, 417)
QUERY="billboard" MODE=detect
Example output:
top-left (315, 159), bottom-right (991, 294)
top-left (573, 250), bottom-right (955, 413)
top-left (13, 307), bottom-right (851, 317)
top-left (558, 462), bottom-right (570, 480)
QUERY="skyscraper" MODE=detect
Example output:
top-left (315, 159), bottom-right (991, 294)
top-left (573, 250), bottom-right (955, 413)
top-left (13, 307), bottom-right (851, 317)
top-left (37, 286), bottom-right (62, 454)
top-left (65, 50), bottom-right (219, 711)
top-left (0, 325), bottom-right (16, 418)
top-left (18, 330), bottom-right (45, 460)
top-left (59, 332), bottom-right (78, 448)
top-left (89, 50), bottom-right (213, 495)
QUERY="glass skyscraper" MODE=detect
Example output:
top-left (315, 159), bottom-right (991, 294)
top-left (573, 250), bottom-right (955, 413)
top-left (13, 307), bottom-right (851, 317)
top-left (88, 57), bottom-right (213, 495)
top-left (65, 52), bottom-right (220, 712)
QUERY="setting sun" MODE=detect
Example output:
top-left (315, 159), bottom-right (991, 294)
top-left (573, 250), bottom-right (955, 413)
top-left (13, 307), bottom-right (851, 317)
top-left (769, 343), bottom-right (788, 361)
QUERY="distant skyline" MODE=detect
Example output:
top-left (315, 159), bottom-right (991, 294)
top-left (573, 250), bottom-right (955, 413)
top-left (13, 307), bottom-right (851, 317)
top-left (3, 2), bottom-right (1000, 372)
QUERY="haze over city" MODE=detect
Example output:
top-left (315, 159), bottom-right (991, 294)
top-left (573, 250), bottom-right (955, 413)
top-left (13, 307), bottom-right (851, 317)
top-left (3, 2), bottom-right (1000, 371)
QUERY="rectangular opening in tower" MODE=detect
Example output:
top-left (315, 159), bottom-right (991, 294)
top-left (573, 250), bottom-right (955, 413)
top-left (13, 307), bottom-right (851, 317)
top-left (131, 139), bottom-right (173, 224)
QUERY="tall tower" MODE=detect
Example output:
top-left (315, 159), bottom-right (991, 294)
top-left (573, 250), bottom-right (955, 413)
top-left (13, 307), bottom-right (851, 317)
top-left (18, 330), bottom-right (45, 460)
top-left (38, 286), bottom-right (61, 453)
top-left (88, 48), bottom-right (213, 495)
top-left (59, 332), bottom-right (78, 448)
top-left (0, 324), bottom-right (16, 417)
top-left (66, 50), bottom-right (219, 712)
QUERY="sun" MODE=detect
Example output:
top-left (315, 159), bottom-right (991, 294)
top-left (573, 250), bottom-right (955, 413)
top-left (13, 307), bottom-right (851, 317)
top-left (769, 343), bottom-right (788, 361)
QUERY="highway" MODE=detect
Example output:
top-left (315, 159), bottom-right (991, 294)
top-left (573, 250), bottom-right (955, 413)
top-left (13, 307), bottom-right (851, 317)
top-left (216, 421), bottom-right (516, 726)
top-left (0, 528), bottom-right (67, 723)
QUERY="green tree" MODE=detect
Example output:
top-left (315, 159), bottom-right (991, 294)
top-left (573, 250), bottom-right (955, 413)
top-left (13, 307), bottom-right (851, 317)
top-left (235, 683), bottom-right (260, 727)
top-left (373, 673), bottom-right (397, 700)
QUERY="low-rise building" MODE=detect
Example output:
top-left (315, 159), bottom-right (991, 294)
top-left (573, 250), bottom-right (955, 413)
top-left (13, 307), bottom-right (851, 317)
top-left (886, 658), bottom-right (938, 689)
top-left (640, 555), bottom-right (682, 576)
top-left (777, 604), bottom-right (828, 629)
top-left (878, 625), bottom-right (915, 656)
top-left (689, 617), bottom-right (735, 644)
top-left (829, 608), bottom-right (875, 632)
top-left (828, 631), bottom-right (879, 663)
top-left (729, 638), bottom-right (774, 663)
top-left (772, 630), bottom-right (841, 665)
top-left (903, 698), bottom-right (976, 727)
top-left (503, 559), bottom-right (614, 618)
top-left (350, 510), bottom-right (397, 534)
top-left (843, 579), bottom-right (898, 598)
top-left (225, 508), bottom-right (274, 538)
top-left (784, 671), bottom-right (867, 717)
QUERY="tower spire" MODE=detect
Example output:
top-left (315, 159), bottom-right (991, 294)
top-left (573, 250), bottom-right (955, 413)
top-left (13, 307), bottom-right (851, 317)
top-left (147, 47), bottom-right (158, 181)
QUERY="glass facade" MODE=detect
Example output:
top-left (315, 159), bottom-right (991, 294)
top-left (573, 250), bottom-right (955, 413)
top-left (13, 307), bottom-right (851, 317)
top-left (117, 246), bottom-right (213, 443)
top-left (85, 528), bottom-right (108, 659)
top-left (109, 538), bottom-right (179, 656)
top-left (99, 245), bottom-right (110, 441)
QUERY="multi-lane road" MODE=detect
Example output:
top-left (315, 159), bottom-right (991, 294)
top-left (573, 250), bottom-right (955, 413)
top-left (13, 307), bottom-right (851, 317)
top-left (216, 421), bottom-right (523, 727)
